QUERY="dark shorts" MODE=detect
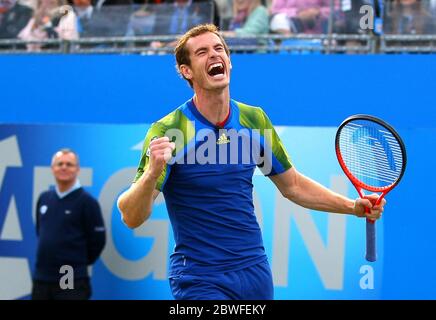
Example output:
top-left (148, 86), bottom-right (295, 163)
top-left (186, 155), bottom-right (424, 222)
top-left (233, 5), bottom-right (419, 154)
top-left (169, 260), bottom-right (274, 300)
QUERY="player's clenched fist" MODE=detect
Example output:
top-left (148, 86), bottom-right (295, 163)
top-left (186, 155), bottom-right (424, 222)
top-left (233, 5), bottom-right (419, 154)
top-left (148, 136), bottom-right (175, 179)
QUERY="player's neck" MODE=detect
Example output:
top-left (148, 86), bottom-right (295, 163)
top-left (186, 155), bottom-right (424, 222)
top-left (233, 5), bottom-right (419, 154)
top-left (193, 89), bottom-right (230, 125)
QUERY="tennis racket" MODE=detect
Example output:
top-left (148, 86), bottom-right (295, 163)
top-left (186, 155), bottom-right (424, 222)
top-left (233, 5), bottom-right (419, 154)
top-left (335, 115), bottom-right (407, 262)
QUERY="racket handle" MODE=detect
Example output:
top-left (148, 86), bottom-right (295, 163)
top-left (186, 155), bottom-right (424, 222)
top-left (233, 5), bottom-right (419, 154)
top-left (365, 219), bottom-right (376, 262)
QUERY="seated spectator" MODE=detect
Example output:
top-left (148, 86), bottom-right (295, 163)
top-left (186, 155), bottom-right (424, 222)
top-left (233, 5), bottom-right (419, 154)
top-left (204, 0), bottom-right (220, 29)
top-left (431, 0), bottom-right (436, 17)
top-left (72, 0), bottom-right (94, 35)
top-left (384, 0), bottom-right (434, 34)
top-left (73, 0), bottom-right (133, 37)
top-left (221, 0), bottom-right (268, 39)
top-left (333, 0), bottom-right (376, 34)
top-left (270, 0), bottom-right (334, 34)
top-left (218, 0), bottom-right (268, 51)
top-left (18, 0), bottom-right (78, 51)
top-left (0, 0), bottom-right (33, 39)
top-left (95, 0), bottom-right (130, 7)
top-left (214, 0), bottom-right (232, 30)
top-left (20, 0), bottom-right (37, 10)
top-left (125, 0), bottom-right (163, 37)
top-left (127, 0), bottom-right (219, 37)
top-left (148, 0), bottom-right (214, 51)
top-left (0, 0), bottom-right (6, 13)
top-left (383, 0), bottom-right (435, 51)
top-left (329, 1), bottom-right (382, 54)
top-left (155, 0), bottom-right (208, 35)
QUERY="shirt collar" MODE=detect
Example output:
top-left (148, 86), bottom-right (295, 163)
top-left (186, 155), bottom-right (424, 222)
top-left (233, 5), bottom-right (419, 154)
top-left (56, 179), bottom-right (81, 199)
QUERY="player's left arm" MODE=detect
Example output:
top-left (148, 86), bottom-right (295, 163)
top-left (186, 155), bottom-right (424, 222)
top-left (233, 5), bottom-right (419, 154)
top-left (257, 107), bottom-right (383, 219)
top-left (269, 167), bottom-right (384, 219)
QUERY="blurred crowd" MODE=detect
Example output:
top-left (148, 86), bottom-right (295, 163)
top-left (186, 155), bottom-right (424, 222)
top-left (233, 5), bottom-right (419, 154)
top-left (0, 0), bottom-right (435, 51)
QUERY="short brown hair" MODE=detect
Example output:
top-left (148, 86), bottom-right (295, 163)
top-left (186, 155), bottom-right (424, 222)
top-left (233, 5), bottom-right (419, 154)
top-left (174, 24), bottom-right (230, 87)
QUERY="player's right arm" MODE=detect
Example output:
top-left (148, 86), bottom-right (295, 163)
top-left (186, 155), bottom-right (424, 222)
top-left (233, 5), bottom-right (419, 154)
top-left (117, 136), bottom-right (174, 229)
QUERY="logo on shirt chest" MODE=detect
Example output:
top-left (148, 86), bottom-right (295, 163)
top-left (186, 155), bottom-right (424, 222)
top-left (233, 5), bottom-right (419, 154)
top-left (40, 205), bottom-right (48, 215)
top-left (217, 133), bottom-right (230, 145)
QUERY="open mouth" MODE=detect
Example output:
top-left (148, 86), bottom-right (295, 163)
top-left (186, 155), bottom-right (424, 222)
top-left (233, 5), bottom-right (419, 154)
top-left (207, 62), bottom-right (225, 77)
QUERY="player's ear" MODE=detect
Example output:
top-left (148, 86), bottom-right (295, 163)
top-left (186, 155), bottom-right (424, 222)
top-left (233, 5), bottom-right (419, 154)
top-left (180, 65), bottom-right (192, 80)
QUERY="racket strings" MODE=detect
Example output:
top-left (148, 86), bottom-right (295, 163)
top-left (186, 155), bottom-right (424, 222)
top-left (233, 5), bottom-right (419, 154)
top-left (339, 122), bottom-right (404, 188)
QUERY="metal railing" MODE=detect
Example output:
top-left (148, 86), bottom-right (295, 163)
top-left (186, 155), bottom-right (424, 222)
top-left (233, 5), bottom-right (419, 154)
top-left (0, 33), bottom-right (380, 54)
top-left (1, 33), bottom-right (436, 54)
top-left (380, 34), bottom-right (436, 53)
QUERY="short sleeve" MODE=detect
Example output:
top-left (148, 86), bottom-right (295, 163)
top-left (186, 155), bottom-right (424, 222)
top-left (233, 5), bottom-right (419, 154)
top-left (259, 109), bottom-right (293, 176)
top-left (133, 122), bottom-right (169, 191)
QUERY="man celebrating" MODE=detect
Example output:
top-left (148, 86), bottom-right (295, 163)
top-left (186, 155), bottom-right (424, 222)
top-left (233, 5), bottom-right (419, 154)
top-left (33, 149), bottom-right (106, 300)
top-left (117, 24), bottom-right (385, 300)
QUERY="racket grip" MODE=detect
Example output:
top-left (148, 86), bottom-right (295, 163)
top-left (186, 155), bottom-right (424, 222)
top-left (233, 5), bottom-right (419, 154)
top-left (365, 220), bottom-right (376, 262)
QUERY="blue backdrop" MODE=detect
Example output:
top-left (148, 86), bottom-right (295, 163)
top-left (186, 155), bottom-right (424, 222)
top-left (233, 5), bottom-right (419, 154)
top-left (0, 54), bottom-right (435, 299)
top-left (1, 54), bottom-right (435, 129)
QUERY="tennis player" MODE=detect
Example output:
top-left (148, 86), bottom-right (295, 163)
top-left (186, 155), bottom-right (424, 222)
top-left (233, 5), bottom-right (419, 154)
top-left (117, 24), bottom-right (385, 300)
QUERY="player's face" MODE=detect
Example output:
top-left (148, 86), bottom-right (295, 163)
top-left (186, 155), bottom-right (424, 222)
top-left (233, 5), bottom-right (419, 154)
top-left (51, 152), bottom-right (79, 185)
top-left (183, 32), bottom-right (231, 91)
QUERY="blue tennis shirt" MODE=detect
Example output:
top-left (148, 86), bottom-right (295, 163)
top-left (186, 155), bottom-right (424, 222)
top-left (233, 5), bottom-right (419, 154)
top-left (134, 98), bottom-right (293, 277)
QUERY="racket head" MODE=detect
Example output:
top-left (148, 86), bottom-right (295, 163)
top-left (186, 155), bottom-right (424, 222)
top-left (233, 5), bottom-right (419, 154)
top-left (335, 114), bottom-right (407, 193)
